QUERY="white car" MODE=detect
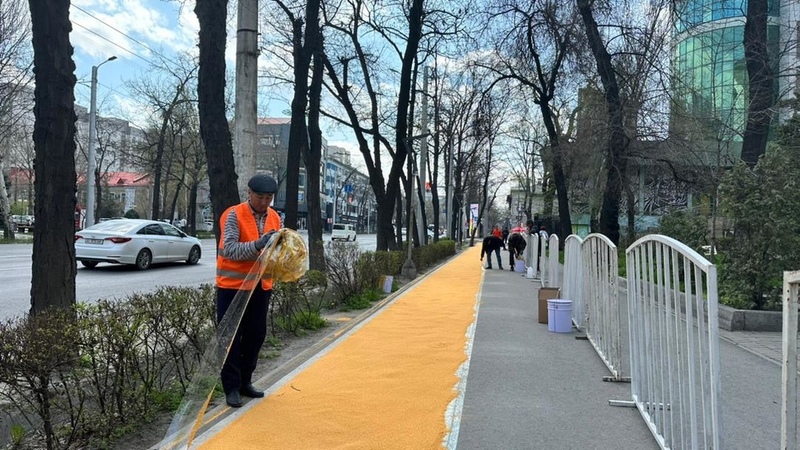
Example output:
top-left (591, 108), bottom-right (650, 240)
top-left (75, 219), bottom-right (202, 270)
top-left (331, 223), bottom-right (357, 241)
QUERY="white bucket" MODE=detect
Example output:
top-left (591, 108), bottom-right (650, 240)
top-left (514, 259), bottom-right (525, 273)
top-left (381, 275), bottom-right (394, 294)
top-left (547, 299), bottom-right (572, 333)
top-left (526, 266), bottom-right (535, 278)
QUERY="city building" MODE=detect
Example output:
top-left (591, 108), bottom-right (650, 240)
top-left (256, 118), bottom-right (317, 226)
top-left (323, 156), bottom-right (374, 233)
top-left (671, 0), bottom-right (799, 155)
top-left (256, 117), bottom-right (374, 232)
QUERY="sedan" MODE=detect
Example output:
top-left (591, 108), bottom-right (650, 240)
top-left (75, 219), bottom-right (202, 270)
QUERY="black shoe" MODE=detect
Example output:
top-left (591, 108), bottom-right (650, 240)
top-left (499, 266), bottom-right (504, 270)
top-left (226, 391), bottom-right (242, 408)
top-left (240, 383), bottom-right (264, 398)
top-left (486, 266), bottom-right (492, 269)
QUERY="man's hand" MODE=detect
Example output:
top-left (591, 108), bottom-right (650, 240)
top-left (255, 231), bottom-right (276, 251)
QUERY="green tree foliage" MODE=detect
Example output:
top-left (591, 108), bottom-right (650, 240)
top-left (718, 142), bottom-right (800, 310)
top-left (658, 209), bottom-right (708, 252)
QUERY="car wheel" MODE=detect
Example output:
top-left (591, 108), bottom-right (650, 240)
top-left (81, 261), bottom-right (98, 269)
top-left (135, 249), bottom-right (152, 270)
top-left (186, 246), bottom-right (201, 265)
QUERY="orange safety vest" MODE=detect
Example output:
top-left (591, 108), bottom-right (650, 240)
top-left (216, 202), bottom-right (281, 291)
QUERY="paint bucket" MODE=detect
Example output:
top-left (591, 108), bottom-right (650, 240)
top-left (547, 299), bottom-right (572, 333)
top-left (515, 259), bottom-right (525, 273)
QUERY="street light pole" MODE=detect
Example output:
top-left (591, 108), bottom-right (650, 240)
top-left (86, 55), bottom-right (117, 228)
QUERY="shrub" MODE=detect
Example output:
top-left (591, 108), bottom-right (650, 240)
top-left (271, 270), bottom-right (329, 335)
top-left (658, 209), bottom-right (709, 253)
top-left (324, 241), bottom-right (363, 306)
top-left (718, 145), bottom-right (800, 310)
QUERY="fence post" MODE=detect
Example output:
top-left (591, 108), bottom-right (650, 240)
top-left (782, 271), bottom-right (800, 449)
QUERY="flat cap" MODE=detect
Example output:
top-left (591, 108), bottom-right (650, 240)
top-left (248, 174), bottom-right (278, 194)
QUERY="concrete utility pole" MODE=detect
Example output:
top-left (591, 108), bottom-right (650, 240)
top-left (86, 56), bottom-right (117, 228)
top-left (416, 66), bottom-right (428, 244)
top-left (446, 138), bottom-right (453, 239)
top-left (233, 0), bottom-right (259, 200)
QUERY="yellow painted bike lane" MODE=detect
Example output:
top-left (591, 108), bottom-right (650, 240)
top-left (196, 247), bottom-right (483, 449)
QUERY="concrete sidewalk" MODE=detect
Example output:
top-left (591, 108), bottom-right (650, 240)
top-left (176, 247), bottom-right (786, 449)
top-left (454, 265), bottom-right (656, 449)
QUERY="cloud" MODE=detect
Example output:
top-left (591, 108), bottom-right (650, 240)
top-left (70, 0), bottom-right (200, 65)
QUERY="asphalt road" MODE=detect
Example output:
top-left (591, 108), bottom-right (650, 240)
top-left (0, 232), bottom-right (379, 322)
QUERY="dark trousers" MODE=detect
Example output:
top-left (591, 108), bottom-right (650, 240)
top-left (486, 247), bottom-right (502, 269)
top-left (217, 285), bottom-right (271, 394)
top-left (509, 246), bottom-right (523, 268)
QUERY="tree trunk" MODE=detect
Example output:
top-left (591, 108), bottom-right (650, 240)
top-left (0, 155), bottom-right (16, 240)
top-left (28, 0), bottom-right (78, 315)
top-left (304, 0), bottom-right (325, 271)
top-left (741, 0), bottom-right (773, 167)
top-left (389, 0), bottom-right (423, 252)
top-left (188, 182), bottom-right (198, 235)
top-left (195, 0), bottom-right (239, 240)
top-left (151, 87), bottom-right (183, 220)
top-left (538, 103), bottom-right (572, 242)
top-left (578, 0), bottom-right (627, 246)
top-left (284, 16), bottom-right (308, 230)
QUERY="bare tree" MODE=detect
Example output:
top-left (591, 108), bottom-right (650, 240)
top-left (195, 0), bottom-right (240, 239)
top-left (266, 0), bottom-right (326, 269)
top-left (0, 0), bottom-right (33, 239)
top-left (576, 0), bottom-right (627, 245)
top-left (503, 113), bottom-right (547, 225)
top-left (28, 0), bottom-right (78, 317)
top-left (126, 54), bottom-right (198, 220)
top-left (479, 0), bottom-right (579, 241)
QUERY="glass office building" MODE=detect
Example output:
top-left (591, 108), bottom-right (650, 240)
top-left (671, 0), bottom-right (796, 146)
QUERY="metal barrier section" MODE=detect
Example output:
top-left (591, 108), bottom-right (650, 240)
top-left (563, 235), bottom-right (585, 330)
top-left (538, 234), bottom-right (548, 284)
top-left (622, 235), bottom-right (721, 450)
top-left (525, 234), bottom-right (539, 279)
top-left (582, 233), bottom-right (624, 381)
top-left (781, 270), bottom-right (800, 449)
top-left (543, 234), bottom-right (560, 288)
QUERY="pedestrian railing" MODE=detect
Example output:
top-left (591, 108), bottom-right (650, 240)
top-left (781, 270), bottom-right (800, 449)
top-left (542, 234), bottom-right (560, 288)
top-left (618, 234), bottom-right (721, 450)
top-left (581, 233), bottom-right (624, 382)
top-left (525, 234), bottom-right (540, 279)
top-left (563, 235), bottom-right (585, 330)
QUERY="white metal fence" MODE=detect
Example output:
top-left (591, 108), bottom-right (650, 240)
top-left (622, 235), bottom-right (721, 450)
top-left (542, 234), bottom-right (560, 288)
top-left (563, 235), bottom-right (585, 330)
top-left (781, 270), bottom-right (800, 449)
top-left (582, 234), bottom-right (624, 381)
top-left (525, 233), bottom-right (539, 278)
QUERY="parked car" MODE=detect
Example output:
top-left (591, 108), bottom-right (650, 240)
top-left (75, 219), bottom-right (202, 270)
top-left (12, 215), bottom-right (34, 233)
top-left (331, 223), bottom-right (357, 241)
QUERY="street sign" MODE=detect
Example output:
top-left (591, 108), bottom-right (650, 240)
top-left (344, 184), bottom-right (353, 193)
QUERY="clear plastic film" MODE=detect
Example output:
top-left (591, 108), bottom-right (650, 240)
top-left (261, 228), bottom-right (308, 283)
top-left (157, 228), bottom-right (308, 450)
